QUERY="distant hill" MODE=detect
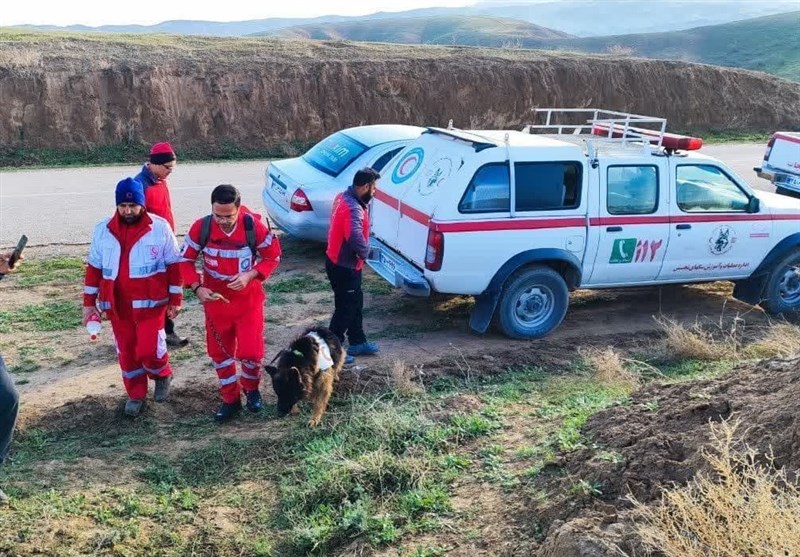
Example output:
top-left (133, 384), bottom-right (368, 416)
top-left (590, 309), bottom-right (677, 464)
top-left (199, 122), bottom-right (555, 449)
top-left (6, 1), bottom-right (799, 37)
top-left (265, 10), bottom-right (800, 82)
top-left (468, 0), bottom-right (800, 37)
top-left (270, 16), bottom-right (574, 45)
top-left (555, 11), bottom-right (800, 82)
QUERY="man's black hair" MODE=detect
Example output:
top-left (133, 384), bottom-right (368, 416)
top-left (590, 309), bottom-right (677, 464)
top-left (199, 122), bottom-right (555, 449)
top-left (211, 184), bottom-right (241, 206)
top-left (353, 168), bottom-right (381, 188)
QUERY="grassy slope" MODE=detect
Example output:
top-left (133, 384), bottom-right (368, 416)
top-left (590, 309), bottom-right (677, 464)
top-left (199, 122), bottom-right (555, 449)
top-left (269, 11), bottom-right (800, 82)
top-left (272, 15), bottom-right (574, 45)
top-left (558, 11), bottom-right (800, 82)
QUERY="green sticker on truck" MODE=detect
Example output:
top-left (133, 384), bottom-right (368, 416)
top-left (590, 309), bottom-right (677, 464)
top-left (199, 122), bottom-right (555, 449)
top-left (610, 238), bottom-right (637, 264)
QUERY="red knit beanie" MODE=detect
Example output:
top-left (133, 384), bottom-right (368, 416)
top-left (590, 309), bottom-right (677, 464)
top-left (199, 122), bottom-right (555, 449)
top-left (149, 142), bottom-right (176, 165)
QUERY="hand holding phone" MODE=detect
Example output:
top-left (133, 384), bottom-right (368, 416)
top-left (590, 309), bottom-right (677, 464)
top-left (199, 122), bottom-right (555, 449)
top-left (8, 234), bottom-right (27, 269)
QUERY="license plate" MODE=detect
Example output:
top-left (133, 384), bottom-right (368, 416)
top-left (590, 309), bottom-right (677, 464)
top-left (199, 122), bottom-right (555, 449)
top-left (788, 175), bottom-right (800, 188)
top-left (270, 180), bottom-right (286, 199)
top-left (380, 252), bottom-right (396, 274)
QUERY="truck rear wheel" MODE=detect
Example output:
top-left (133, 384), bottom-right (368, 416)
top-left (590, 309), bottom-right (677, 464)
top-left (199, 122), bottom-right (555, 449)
top-left (496, 266), bottom-right (569, 339)
top-left (760, 249), bottom-right (800, 319)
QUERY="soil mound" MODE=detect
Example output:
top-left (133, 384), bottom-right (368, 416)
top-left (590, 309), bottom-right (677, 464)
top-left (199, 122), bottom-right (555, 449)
top-left (1, 32), bottom-right (798, 158)
top-left (535, 357), bottom-right (800, 555)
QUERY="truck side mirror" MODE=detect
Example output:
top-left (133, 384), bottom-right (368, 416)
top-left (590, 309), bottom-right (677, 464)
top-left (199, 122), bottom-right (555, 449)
top-left (747, 196), bottom-right (760, 213)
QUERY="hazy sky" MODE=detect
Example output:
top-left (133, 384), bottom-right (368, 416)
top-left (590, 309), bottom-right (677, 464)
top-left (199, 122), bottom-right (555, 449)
top-left (1, 0), bottom-right (482, 27)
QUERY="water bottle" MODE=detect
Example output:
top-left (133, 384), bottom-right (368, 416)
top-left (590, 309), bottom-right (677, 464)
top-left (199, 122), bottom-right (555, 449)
top-left (86, 313), bottom-right (102, 341)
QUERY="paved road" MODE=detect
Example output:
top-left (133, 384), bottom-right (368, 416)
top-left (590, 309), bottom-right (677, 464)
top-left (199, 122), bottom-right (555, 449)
top-left (0, 144), bottom-right (772, 248)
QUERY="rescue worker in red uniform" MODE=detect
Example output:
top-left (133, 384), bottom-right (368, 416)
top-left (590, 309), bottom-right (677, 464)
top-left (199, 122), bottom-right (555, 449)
top-left (134, 141), bottom-right (187, 347)
top-left (179, 184), bottom-right (281, 422)
top-left (83, 178), bottom-right (183, 417)
top-left (326, 167), bottom-right (381, 365)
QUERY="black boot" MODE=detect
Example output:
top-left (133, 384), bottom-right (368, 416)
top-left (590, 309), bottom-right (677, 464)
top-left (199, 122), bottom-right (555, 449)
top-left (214, 400), bottom-right (242, 423)
top-left (245, 389), bottom-right (263, 413)
top-left (165, 332), bottom-right (189, 348)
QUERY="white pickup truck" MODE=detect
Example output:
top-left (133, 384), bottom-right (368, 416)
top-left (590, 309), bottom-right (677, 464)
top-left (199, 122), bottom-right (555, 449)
top-left (367, 109), bottom-right (800, 339)
top-left (755, 132), bottom-right (800, 195)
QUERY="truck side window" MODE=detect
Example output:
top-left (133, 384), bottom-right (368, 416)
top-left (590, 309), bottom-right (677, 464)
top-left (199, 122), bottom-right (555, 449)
top-left (514, 162), bottom-right (582, 211)
top-left (676, 165), bottom-right (749, 213)
top-left (458, 163), bottom-right (510, 213)
top-left (607, 165), bottom-right (658, 215)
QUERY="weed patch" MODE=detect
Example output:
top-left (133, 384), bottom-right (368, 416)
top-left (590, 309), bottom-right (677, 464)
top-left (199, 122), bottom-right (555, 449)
top-left (0, 300), bottom-right (81, 332)
top-left (634, 419), bottom-right (800, 556)
top-left (11, 256), bottom-right (85, 288)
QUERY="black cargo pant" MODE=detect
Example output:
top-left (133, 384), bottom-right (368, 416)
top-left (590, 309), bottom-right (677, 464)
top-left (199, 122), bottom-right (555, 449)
top-left (325, 257), bottom-right (367, 346)
top-left (0, 355), bottom-right (19, 464)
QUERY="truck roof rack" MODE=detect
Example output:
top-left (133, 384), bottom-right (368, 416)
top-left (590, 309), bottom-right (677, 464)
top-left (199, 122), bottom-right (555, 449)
top-left (423, 127), bottom-right (498, 152)
top-left (522, 108), bottom-right (702, 153)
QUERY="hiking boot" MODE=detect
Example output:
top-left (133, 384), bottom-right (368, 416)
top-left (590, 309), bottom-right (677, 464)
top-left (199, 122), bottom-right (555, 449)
top-left (0, 488), bottom-right (8, 506)
top-left (124, 398), bottom-right (144, 417)
top-left (344, 354), bottom-right (356, 366)
top-left (214, 400), bottom-right (242, 423)
top-left (245, 389), bottom-right (263, 413)
top-left (347, 342), bottom-right (380, 356)
top-left (154, 375), bottom-right (172, 402)
top-left (165, 332), bottom-right (189, 348)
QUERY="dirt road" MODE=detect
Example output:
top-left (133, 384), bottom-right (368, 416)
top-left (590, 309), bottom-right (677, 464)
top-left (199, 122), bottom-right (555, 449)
top-left (0, 144), bottom-right (772, 247)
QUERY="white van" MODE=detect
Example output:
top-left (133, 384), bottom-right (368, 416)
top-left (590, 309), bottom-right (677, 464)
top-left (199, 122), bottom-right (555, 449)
top-left (754, 132), bottom-right (800, 195)
top-left (367, 109), bottom-right (800, 339)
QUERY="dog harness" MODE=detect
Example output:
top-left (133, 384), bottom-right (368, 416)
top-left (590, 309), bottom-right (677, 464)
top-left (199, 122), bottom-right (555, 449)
top-left (305, 331), bottom-right (334, 372)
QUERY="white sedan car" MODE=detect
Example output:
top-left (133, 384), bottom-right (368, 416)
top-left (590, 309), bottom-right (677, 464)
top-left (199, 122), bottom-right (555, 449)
top-left (262, 124), bottom-right (425, 242)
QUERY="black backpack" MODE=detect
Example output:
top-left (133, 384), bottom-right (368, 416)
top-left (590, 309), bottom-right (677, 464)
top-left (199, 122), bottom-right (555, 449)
top-left (198, 213), bottom-right (257, 258)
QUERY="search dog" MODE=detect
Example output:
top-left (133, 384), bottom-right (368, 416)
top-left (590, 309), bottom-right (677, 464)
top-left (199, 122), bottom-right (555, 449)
top-left (265, 326), bottom-right (345, 427)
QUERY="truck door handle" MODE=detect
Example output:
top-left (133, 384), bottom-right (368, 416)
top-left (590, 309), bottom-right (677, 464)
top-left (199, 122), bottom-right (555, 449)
top-left (606, 226), bottom-right (623, 232)
top-left (676, 224), bottom-right (692, 230)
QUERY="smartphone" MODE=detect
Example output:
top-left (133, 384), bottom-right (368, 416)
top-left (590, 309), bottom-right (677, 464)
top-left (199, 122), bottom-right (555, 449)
top-left (8, 234), bottom-right (27, 269)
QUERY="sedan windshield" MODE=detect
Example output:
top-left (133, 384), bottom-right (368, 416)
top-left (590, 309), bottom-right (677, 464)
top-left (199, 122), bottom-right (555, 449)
top-left (302, 132), bottom-right (369, 177)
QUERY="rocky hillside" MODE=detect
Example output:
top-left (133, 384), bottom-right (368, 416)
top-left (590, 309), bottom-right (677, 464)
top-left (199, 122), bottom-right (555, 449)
top-left (1, 31), bottom-right (799, 158)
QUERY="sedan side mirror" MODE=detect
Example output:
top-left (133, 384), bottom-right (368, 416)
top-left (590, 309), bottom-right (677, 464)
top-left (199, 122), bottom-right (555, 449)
top-left (747, 196), bottom-right (760, 213)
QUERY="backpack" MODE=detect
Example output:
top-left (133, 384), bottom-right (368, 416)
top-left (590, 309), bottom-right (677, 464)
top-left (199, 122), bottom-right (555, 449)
top-left (198, 213), bottom-right (257, 258)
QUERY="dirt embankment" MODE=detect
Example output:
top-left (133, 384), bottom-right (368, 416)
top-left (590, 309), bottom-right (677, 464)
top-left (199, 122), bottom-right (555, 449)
top-left (1, 32), bottom-right (799, 154)
top-left (534, 356), bottom-right (800, 556)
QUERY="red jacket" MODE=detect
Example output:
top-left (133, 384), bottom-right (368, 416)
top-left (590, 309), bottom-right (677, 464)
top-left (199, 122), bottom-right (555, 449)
top-left (179, 207), bottom-right (281, 302)
top-left (135, 165), bottom-right (175, 231)
top-left (326, 187), bottom-right (370, 270)
top-left (84, 212), bottom-right (183, 320)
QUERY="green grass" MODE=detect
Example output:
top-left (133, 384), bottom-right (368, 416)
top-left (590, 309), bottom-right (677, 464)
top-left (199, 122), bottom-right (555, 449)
top-left (0, 300), bottom-right (81, 333)
top-left (1, 387), bottom-right (501, 556)
top-left (11, 256), bottom-right (86, 288)
top-left (273, 15), bottom-right (570, 46)
top-left (267, 273), bottom-right (328, 294)
top-left (0, 350), bottom-right (737, 555)
top-left (557, 11), bottom-right (800, 82)
top-left (8, 344), bottom-right (56, 374)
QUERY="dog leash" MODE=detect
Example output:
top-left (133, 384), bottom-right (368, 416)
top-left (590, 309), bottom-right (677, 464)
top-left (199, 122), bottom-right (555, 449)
top-left (206, 310), bottom-right (298, 369)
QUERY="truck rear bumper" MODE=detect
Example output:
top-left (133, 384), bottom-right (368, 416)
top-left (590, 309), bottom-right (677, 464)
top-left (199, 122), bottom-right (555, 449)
top-left (754, 166), bottom-right (800, 191)
top-left (366, 237), bottom-right (431, 297)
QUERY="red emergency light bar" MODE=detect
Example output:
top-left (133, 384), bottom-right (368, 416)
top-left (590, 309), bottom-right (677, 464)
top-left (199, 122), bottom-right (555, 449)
top-left (592, 123), bottom-right (703, 151)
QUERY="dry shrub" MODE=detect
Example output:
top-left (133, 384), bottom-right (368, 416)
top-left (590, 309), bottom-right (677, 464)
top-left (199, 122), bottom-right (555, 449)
top-left (743, 322), bottom-right (800, 359)
top-left (579, 346), bottom-right (641, 390)
top-left (634, 419), bottom-right (800, 556)
top-left (656, 316), bottom-right (739, 361)
top-left (389, 360), bottom-right (424, 397)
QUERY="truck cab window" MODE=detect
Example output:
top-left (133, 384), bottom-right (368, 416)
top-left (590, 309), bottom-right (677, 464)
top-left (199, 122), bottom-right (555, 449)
top-left (676, 165), bottom-right (749, 212)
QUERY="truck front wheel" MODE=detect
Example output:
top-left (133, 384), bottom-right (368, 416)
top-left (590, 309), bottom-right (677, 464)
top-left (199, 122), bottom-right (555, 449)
top-left (496, 266), bottom-right (569, 339)
top-left (761, 249), bottom-right (800, 319)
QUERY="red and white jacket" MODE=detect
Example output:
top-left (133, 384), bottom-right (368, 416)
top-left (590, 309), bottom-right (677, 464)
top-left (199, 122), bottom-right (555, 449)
top-left (179, 207), bottom-right (281, 302)
top-left (84, 212), bottom-right (183, 319)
